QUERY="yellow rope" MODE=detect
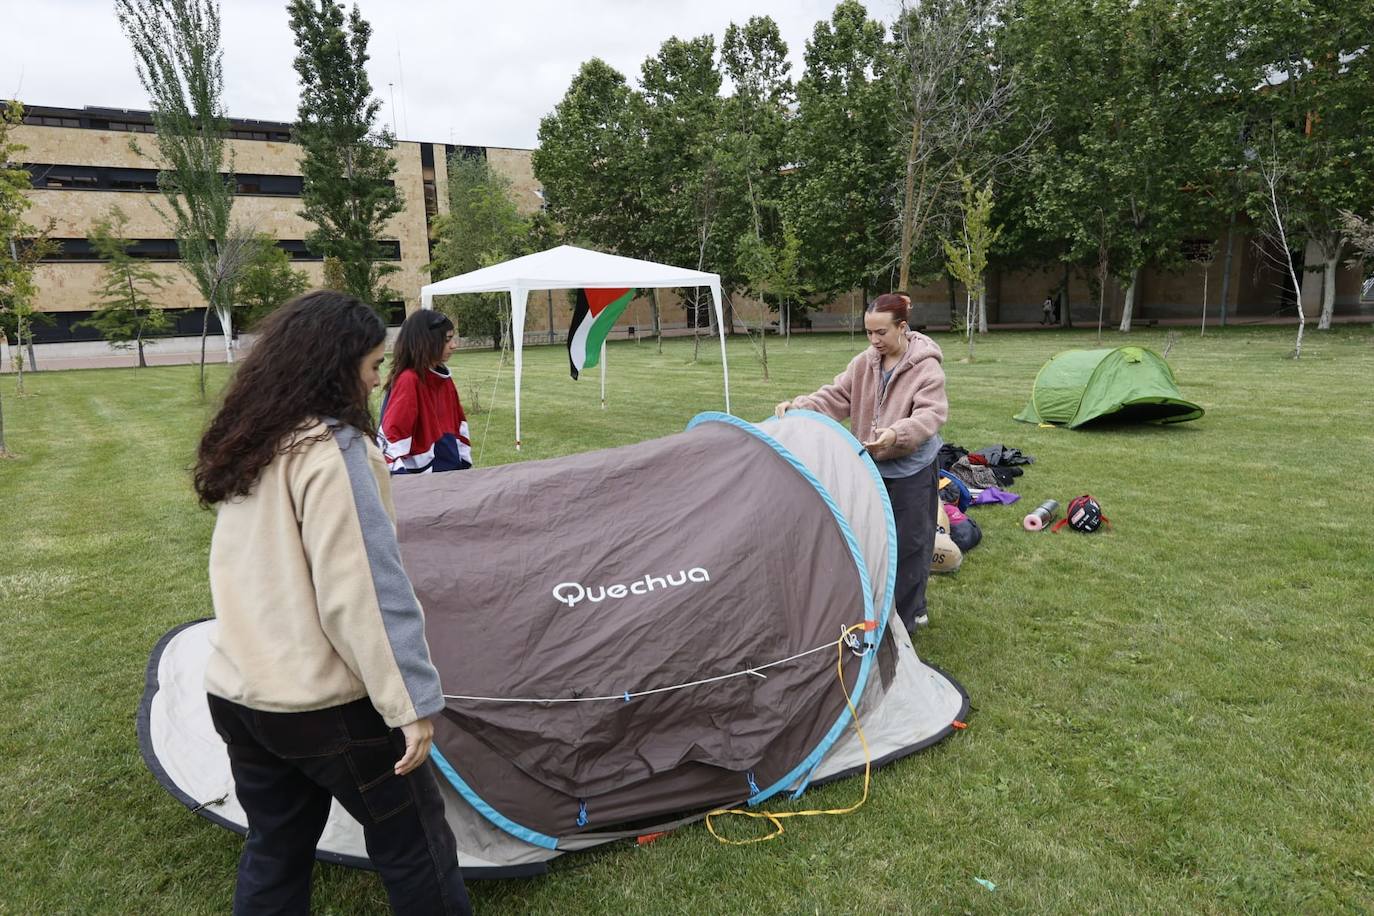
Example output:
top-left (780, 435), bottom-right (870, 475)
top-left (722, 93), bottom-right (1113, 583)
top-left (704, 622), bottom-right (873, 845)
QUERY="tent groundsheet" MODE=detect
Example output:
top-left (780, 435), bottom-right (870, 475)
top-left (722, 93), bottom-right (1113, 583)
top-left (139, 411), bottom-right (968, 876)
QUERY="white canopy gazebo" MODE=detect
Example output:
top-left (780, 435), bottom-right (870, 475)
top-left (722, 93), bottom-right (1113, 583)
top-left (421, 245), bottom-right (731, 448)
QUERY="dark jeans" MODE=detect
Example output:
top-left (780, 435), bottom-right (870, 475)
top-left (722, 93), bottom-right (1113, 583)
top-left (883, 461), bottom-right (938, 632)
top-left (207, 695), bottom-right (472, 916)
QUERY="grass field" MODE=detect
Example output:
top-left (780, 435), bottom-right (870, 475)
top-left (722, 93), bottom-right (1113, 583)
top-left (2, 325), bottom-right (1372, 914)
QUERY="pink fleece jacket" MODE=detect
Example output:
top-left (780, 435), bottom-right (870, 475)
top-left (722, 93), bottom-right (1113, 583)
top-left (789, 330), bottom-right (948, 463)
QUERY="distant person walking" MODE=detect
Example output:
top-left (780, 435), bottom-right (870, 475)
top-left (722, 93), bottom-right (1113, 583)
top-left (1042, 293), bottom-right (1055, 325)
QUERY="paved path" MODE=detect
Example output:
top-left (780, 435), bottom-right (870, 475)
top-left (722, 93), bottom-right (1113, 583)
top-left (4, 314), bottom-right (1369, 373)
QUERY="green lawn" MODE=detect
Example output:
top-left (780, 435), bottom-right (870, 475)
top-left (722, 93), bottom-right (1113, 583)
top-left (2, 326), bottom-right (1372, 914)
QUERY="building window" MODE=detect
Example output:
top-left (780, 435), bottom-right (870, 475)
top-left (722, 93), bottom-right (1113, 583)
top-left (1181, 239), bottom-right (1214, 262)
top-left (25, 164), bottom-right (305, 196)
top-left (34, 237), bottom-right (401, 263)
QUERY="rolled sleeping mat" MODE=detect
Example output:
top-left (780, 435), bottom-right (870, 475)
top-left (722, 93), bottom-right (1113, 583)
top-left (1023, 499), bottom-right (1060, 531)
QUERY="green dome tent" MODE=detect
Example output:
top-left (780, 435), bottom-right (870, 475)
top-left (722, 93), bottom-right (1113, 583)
top-left (1014, 346), bottom-right (1203, 428)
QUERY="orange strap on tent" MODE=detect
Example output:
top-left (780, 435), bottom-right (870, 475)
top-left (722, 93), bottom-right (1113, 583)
top-left (704, 622), bottom-right (873, 846)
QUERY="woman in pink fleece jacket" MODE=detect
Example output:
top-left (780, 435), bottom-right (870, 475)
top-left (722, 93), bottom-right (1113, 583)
top-left (775, 293), bottom-right (948, 632)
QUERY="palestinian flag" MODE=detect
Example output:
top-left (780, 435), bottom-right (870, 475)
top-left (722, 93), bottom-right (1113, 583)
top-left (567, 287), bottom-right (636, 379)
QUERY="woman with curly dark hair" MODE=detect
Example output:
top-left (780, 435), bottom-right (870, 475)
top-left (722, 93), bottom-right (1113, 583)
top-left (378, 307), bottom-right (472, 474)
top-left (194, 290), bottom-right (471, 914)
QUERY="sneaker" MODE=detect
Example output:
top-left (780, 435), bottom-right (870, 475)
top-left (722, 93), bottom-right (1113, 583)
top-left (908, 614), bottom-right (929, 631)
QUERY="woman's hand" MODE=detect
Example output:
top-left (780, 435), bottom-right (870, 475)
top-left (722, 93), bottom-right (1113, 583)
top-left (774, 400), bottom-right (793, 419)
top-left (862, 427), bottom-right (897, 451)
top-left (395, 717), bottom-right (435, 775)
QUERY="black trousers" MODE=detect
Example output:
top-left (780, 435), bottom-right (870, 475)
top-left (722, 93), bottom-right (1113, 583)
top-left (207, 695), bottom-right (472, 916)
top-left (882, 461), bottom-right (938, 631)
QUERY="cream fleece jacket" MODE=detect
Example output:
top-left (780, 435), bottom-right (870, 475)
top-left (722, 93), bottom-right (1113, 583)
top-left (204, 421), bottom-right (444, 728)
top-left (789, 330), bottom-right (948, 463)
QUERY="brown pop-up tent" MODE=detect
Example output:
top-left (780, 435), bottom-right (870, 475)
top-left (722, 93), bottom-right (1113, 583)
top-left (140, 411), bottom-right (968, 876)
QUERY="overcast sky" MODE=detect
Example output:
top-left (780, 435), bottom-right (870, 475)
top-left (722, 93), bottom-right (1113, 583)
top-left (6, 0), bottom-right (901, 150)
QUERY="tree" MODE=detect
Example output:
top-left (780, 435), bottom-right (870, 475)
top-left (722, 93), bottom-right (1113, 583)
top-left (236, 237), bottom-right (309, 330)
top-left (117, 0), bottom-right (253, 393)
top-left (2, 101), bottom-right (39, 450)
top-left (533, 59), bottom-right (647, 253)
top-left (1236, 0), bottom-right (1374, 330)
top-left (787, 0), bottom-right (896, 301)
top-left (322, 255), bottom-right (347, 291)
top-left (636, 35), bottom-right (725, 337)
top-left (78, 206), bottom-right (169, 367)
top-left (1002, 0), bottom-right (1234, 333)
top-left (288, 0), bottom-right (403, 308)
top-left (429, 154), bottom-right (529, 348)
top-left (1340, 209), bottom-right (1374, 262)
top-left (1252, 129), bottom-right (1309, 358)
top-left (718, 14), bottom-right (795, 337)
top-left (942, 173), bottom-right (1001, 360)
top-left (1, 100), bottom-right (58, 414)
top-left (892, 0), bottom-right (1032, 293)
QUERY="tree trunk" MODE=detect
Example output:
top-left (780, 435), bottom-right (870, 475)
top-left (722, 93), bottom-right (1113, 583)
top-left (1096, 248), bottom-right (1110, 344)
top-left (1118, 267), bottom-right (1140, 333)
top-left (897, 121), bottom-right (920, 291)
top-left (651, 288), bottom-right (663, 355)
top-left (24, 330), bottom-right (37, 372)
top-left (757, 295), bottom-right (769, 381)
top-left (947, 274), bottom-right (958, 327)
top-left (1219, 213), bottom-right (1236, 327)
top-left (965, 294), bottom-right (975, 362)
top-left (1060, 262), bottom-right (1073, 328)
top-left (219, 301), bottom-right (235, 365)
top-left (1318, 247), bottom-right (1340, 330)
top-left (977, 280), bottom-right (988, 334)
top-left (137, 332), bottom-right (147, 368)
top-left (199, 305), bottom-right (210, 397)
top-left (692, 290), bottom-right (701, 363)
top-left (1199, 262), bottom-right (1210, 337)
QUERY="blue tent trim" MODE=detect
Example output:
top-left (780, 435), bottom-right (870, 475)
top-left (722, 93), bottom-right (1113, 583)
top-left (686, 411), bottom-right (881, 804)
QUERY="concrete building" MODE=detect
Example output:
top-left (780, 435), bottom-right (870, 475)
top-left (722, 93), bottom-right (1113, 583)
top-left (13, 103), bottom-right (541, 352)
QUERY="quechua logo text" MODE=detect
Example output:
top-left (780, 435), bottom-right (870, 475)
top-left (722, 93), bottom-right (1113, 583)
top-left (552, 568), bottom-right (710, 609)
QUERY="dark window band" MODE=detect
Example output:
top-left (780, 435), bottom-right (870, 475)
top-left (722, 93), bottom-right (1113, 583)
top-left (27, 164), bottom-right (306, 197)
top-left (32, 237), bottom-right (402, 262)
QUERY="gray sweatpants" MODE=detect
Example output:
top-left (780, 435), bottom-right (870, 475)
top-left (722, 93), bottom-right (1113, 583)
top-left (882, 461), bottom-right (939, 632)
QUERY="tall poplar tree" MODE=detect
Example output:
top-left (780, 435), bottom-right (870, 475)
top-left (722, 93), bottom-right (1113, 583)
top-left (288, 0), bottom-right (403, 309)
top-left (116, 0), bottom-right (250, 389)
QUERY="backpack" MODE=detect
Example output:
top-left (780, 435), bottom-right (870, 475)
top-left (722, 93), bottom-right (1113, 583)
top-left (1051, 494), bottom-right (1110, 533)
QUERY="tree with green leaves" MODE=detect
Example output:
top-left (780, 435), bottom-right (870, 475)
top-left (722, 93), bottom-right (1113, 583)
top-left (636, 35), bottom-right (725, 337)
top-left (533, 59), bottom-right (647, 254)
top-left (288, 0), bottom-right (403, 308)
top-left (718, 14), bottom-right (794, 340)
top-left (787, 0), bottom-right (895, 302)
top-left (1235, 0), bottom-right (1374, 330)
top-left (2, 101), bottom-right (35, 451)
top-left (236, 237), bottom-right (308, 330)
top-left (1003, 0), bottom-right (1234, 333)
top-left (892, 0), bottom-right (1031, 294)
top-left (116, 0), bottom-right (256, 392)
top-left (942, 173), bottom-right (1001, 360)
top-left (78, 206), bottom-right (169, 367)
top-left (1, 100), bottom-right (58, 407)
top-left (429, 154), bottom-right (530, 348)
